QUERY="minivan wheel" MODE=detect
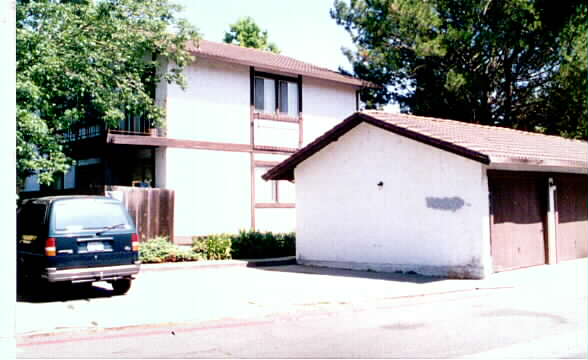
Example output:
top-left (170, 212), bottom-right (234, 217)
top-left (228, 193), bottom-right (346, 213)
top-left (111, 279), bottom-right (132, 295)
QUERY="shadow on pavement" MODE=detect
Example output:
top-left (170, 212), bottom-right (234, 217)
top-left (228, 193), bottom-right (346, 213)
top-left (256, 264), bottom-right (444, 284)
top-left (17, 282), bottom-right (117, 303)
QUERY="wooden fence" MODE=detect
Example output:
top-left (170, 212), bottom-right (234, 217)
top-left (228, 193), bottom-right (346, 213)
top-left (19, 186), bottom-right (174, 242)
top-left (108, 186), bottom-right (174, 242)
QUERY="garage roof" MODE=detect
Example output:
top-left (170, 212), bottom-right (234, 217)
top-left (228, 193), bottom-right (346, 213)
top-left (263, 111), bottom-right (588, 181)
top-left (188, 40), bottom-right (367, 87)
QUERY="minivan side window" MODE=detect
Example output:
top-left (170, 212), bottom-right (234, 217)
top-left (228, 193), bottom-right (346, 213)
top-left (17, 203), bottom-right (47, 250)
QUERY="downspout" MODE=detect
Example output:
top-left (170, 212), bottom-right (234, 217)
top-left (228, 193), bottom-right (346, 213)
top-left (249, 67), bottom-right (256, 230)
top-left (547, 177), bottom-right (557, 264)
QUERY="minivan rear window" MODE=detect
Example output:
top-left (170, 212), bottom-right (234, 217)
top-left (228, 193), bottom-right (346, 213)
top-left (52, 199), bottom-right (132, 233)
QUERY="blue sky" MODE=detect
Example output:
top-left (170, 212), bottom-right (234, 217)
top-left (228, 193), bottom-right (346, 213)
top-left (172, 1), bottom-right (400, 112)
top-left (172, 0), bottom-right (356, 73)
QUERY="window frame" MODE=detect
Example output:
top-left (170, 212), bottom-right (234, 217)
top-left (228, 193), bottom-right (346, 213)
top-left (254, 166), bottom-right (279, 203)
top-left (252, 71), bottom-right (302, 118)
top-left (254, 164), bottom-right (296, 208)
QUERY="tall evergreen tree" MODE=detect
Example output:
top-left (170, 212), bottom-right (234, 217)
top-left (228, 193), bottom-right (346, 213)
top-left (332, 0), bottom-right (586, 138)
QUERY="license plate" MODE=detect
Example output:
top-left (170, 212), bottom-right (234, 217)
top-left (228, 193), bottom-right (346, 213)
top-left (87, 241), bottom-right (105, 252)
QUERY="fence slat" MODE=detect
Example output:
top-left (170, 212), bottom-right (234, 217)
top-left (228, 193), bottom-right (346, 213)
top-left (151, 188), bottom-right (160, 238)
top-left (159, 190), bottom-right (168, 239)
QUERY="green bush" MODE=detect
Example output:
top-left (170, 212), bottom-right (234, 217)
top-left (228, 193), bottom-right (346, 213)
top-left (230, 230), bottom-right (295, 259)
top-left (140, 231), bottom-right (295, 264)
top-left (139, 236), bottom-right (202, 263)
top-left (192, 234), bottom-right (232, 260)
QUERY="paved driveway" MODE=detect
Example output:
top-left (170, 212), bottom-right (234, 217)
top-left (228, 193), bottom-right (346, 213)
top-left (16, 259), bottom-right (587, 336)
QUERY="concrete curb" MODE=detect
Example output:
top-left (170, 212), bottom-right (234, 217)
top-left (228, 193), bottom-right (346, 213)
top-left (139, 256), bottom-right (297, 272)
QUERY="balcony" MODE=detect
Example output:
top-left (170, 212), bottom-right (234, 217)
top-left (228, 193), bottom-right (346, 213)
top-left (61, 124), bottom-right (101, 142)
top-left (109, 115), bottom-right (159, 136)
top-left (62, 115), bottom-right (161, 142)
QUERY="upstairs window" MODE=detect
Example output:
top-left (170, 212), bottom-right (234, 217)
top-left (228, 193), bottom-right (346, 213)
top-left (255, 77), bottom-right (275, 114)
top-left (254, 76), bottom-right (299, 117)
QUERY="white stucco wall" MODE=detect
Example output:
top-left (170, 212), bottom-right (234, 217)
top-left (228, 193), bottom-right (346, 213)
top-left (154, 147), bottom-right (167, 188)
top-left (302, 77), bottom-right (357, 145)
top-left (159, 59), bottom-right (360, 241)
top-left (254, 119), bottom-right (299, 148)
top-left (252, 153), bottom-right (296, 233)
top-left (165, 148), bottom-right (251, 242)
top-left (166, 58), bottom-right (251, 144)
top-left (255, 208), bottom-right (296, 233)
top-left (253, 153), bottom-right (289, 163)
top-left (295, 122), bottom-right (492, 279)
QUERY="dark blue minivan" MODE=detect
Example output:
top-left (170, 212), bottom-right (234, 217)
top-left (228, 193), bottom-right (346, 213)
top-left (17, 196), bottom-right (140, 295)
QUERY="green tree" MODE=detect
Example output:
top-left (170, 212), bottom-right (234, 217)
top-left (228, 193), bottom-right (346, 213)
top-left (223, 16), bottom-right (280, 53)
top-left (540, 5), bottom-right (587, 138)
top-left (17, 0), bottom-right (199, 187)
top-left (332, 0), bottom-right (587, 138)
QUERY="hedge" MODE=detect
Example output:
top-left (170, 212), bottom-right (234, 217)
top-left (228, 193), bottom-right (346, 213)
top-left (140, 231), bottom-right (296, 263)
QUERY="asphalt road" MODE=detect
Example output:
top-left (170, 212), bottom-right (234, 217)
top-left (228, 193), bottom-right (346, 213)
top-left (16, 263), bottom-right (588, 358)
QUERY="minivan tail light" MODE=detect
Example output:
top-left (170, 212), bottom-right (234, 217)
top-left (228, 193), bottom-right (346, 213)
top-left (131, 233), bottom-right (140, 251)
top-left (45, 237), bottom-right (56, 256)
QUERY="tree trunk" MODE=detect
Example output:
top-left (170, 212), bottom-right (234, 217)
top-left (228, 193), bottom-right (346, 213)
top-left (503, 48), bottom-right (516, 128)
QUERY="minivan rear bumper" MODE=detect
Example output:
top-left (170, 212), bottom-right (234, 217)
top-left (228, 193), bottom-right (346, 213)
top-left (43, 264), bottom-right (141, 283)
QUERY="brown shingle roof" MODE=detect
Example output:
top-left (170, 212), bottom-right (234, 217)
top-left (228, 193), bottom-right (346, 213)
top-left (264, 111), bottom-right (588, 181)
top-left (188, 40), bottom-right (366, 87)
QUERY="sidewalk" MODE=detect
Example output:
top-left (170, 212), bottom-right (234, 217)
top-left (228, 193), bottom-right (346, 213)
top-left (139, 256), bottom-right (297, 271)
top-left (483, 257), bottom-right (587, 292)
top-left (16, 258), bottom-right (586, 337)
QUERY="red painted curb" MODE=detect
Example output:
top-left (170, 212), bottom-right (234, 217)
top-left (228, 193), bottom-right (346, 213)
top-left (17, 319), bottom-right (274, 347)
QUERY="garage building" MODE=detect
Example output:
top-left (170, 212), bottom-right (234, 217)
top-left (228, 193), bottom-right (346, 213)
top-left (263, 111), bottom-right (588, 279)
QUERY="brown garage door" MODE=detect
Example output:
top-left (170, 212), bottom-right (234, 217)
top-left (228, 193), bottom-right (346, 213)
top-left (489, 172), bottom-right (547, 272)
top-left (555, 174), bottom-right (588, 262)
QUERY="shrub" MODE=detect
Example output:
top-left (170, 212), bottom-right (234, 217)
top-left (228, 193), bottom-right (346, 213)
top-left (140, 236), bottom-right (202, 263)
top-left (230, 230), bottom-right (295, 259)
top-left (192, 234), bottom-right (232, 260)
top-left (140, 231), bottom-right (295, 263)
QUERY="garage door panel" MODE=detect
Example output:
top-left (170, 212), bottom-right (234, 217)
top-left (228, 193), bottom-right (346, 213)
top-left (556, 175), bottom-right (588, 262)
top-left (489, 173), bottom-right (547, 272)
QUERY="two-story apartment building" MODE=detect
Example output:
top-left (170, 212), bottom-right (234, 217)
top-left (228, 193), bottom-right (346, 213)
top-left (23, 40), bottom-right (365, 243)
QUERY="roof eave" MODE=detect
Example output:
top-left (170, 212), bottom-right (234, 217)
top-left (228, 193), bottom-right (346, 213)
top-left (263, 112), bottom-right (492, 181)
top-left (488, 159), bottom-right (588, 174)
top-left (192, 52), bottom-right (365, 88)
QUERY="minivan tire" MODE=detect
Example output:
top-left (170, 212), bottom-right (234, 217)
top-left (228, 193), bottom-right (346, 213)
top-left (111, 279), bottom-right (132, 295)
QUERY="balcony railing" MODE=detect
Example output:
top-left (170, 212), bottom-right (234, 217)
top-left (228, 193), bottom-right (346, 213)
top-left (110, 115), bottom-right (153, 136)
top-left (62, 124), bottom-right (105, 142)
top-left (62, 115), bottom-right (158, 142)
